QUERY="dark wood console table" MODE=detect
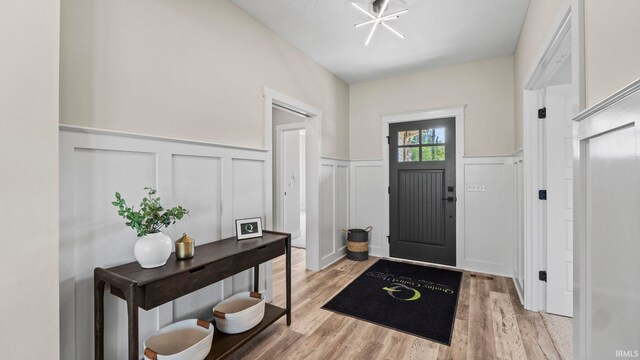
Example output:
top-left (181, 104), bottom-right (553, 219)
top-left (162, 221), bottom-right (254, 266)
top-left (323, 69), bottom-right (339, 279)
top-left (94, 230), bottom-right (291, 360)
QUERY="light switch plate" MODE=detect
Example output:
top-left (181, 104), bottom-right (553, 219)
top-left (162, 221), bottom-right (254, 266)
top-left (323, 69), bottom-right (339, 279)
top-left (465, 183), bottom-right (486, 192)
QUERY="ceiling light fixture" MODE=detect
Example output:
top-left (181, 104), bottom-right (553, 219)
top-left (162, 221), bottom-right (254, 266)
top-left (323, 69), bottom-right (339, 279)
top-left (352, 0), bottom-right (407, 46)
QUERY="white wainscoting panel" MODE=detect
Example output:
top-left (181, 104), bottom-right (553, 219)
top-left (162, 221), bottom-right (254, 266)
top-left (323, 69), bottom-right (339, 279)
top-left (462, 157), bottom-right (514, 277)
top-left (319, 158), bottom-right (350, 269)
top-left (349, 161), bottom-right (385, 257)
top-left (59, 127), bottom-right (269, 360)
top-left (70, 148), bottom-right (159, 360)
top-left (171, 154), bottom-right (224, 320)
top-left (229, 159), bottom-right (267, 298)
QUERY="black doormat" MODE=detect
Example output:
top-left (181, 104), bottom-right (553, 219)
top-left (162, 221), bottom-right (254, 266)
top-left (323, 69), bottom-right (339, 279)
top-left (322, 259), bottom-right (463, 345)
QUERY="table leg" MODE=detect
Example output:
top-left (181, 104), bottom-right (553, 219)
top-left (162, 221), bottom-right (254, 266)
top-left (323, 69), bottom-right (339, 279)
top-left (124, 284), bottom-right (139, 360)
top-left (253, 265), bottom-right (260, 292)
top-left (286, 234), bottom-right (291, 325)
top-left (94, 276), bottom-right (105, 360)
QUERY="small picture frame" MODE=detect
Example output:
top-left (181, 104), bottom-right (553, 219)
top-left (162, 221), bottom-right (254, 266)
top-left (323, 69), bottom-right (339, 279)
top-left (235, 217), bottom-right (263, 240)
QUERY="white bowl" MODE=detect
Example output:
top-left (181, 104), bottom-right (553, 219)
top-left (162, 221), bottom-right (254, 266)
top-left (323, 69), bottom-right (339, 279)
top-left (212, 291), bottom-right (266, 334)
top-left (143, 319), bottom-right (213, 360)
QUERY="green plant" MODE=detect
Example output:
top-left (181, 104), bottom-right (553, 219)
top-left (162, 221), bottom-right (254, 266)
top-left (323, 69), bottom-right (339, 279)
top-left (112, 187), bottom-right (189, 237)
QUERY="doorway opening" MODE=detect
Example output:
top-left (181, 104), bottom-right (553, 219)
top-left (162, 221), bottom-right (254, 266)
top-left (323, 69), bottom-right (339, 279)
top-left (273, 111), bottom-right (307, 249)
top-left (264, 87), bottom-right (323, 271)
top-left (520, 4), bottom-right (577, 316)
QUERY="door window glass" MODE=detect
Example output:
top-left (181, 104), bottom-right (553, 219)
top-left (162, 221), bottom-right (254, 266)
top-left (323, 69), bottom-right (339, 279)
top-left (422, 128), bottom-right (445, 144)
top-left (398, 130), bottom-right (420, 145)
top-left (422, 146), bottom-right (445, 161)
top-left (397, 127), bottom-right (446, 162)
top-left (398, 147), bottom-right (420, 162)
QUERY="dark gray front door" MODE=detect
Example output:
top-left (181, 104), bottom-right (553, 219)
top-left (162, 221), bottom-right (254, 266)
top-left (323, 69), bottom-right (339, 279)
top-left (389, 118), bottom-right (456, 266)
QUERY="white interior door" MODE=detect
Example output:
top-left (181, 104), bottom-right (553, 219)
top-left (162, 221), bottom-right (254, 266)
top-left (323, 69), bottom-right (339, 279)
top-left (283, 130), bottom-right (301, 238)
top-left (545, 84), bottom-right (574, 316)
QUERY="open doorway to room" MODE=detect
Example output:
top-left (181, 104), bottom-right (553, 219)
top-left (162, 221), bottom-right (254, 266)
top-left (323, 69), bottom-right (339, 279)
top-left (521, 2), bottom-right (576, 333)
top-left (273, 107), bottom-right (307, 249)
top-left (264, 87), bottom-right (323, 271)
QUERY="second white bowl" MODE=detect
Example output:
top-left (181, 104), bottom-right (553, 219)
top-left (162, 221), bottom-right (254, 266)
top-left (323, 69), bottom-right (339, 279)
top-left (212, 291), bottom-right (265, 334)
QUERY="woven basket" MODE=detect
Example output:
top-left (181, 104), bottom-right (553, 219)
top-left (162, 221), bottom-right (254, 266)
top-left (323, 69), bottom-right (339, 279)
top-left (343, 226), bottom-right (372, 261)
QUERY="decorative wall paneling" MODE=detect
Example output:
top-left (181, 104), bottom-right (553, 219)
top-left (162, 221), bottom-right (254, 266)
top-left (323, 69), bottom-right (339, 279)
top-left (59, 126), bottom-right (270, 359)
top-left (573, 79), bottom-right (640, 359)
top-left (461, 156), bottom-right (515, 277)
top-left (319, 158), bottom-right (350, 269)
top-left (349, 160), bottom-right (386, 257)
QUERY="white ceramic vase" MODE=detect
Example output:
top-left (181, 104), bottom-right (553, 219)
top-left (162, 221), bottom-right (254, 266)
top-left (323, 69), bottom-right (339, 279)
top-left (135, 232), bottom-right (172, 269)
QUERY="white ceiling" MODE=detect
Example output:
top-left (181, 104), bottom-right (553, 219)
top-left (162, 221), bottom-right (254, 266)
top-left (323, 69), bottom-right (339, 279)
top-left (230, 0), bottom-right (530, 83)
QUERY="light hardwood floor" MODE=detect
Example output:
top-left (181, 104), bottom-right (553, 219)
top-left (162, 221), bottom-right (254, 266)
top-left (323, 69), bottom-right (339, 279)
top-left (228, 249), bottom-right (562, 360)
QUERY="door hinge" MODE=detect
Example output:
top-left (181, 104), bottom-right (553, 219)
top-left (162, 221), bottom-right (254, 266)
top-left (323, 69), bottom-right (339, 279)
top-left (386, 135), bottom-right (390, 145)
top-left (386, 235), bottom-right (390, 244)
top-left (538, 189), bottom-right (547, 200)
top-left (388, 186), bottom-right (390, 194)
top-left (539, 270), bottom-right (547, 282)
top-left (538, 107), bottom-right (547, 119)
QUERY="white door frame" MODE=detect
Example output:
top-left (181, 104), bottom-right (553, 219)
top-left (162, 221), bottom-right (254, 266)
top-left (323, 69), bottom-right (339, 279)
top-left (381, 106), bottom-right (466, 267)
top-left (275, 123), bottom-right (306, 239)
top-left (264, 87), bottom-right (323, 271)
top-left (521, 0), bottom-right (586, 311)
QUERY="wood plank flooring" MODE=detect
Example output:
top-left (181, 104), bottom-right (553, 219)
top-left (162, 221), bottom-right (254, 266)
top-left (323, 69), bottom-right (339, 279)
top-left (228, 249), bottom-right (561, 360)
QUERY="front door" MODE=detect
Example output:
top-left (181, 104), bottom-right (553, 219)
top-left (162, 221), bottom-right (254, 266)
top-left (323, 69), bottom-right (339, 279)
top-left (389, 118), bottom-right (456, 266)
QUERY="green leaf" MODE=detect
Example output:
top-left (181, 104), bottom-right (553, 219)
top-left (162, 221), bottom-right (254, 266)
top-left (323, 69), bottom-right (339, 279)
top-left (112, 187), bottom-right (189, 237)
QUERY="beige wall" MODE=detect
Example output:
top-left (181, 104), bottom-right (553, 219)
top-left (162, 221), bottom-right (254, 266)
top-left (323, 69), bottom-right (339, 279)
top-left (349, 56), bottom-right (515, 160)
top-left (60, 0), bottom-right (350, 158)
top-left (513, 0), bottom-right (564, 149)
top-left (0, 0), bottom-right (60, 358)
top-left (273, 107), bottom-right (305, 127)
top-left (585, 0), bottom-right (640, 106)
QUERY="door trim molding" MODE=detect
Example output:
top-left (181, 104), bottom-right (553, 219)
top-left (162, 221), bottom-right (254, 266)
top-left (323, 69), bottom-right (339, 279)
top-left (264, 87), bottom-right (323, 271)
top-left (381, 106), bottom-right (466, 267)
top-left (521, 0), bottom-right (584, 312)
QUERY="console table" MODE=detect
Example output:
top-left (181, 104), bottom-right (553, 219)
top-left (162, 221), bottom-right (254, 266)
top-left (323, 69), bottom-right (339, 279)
top-left (94, 231), bottom-right (291, 360)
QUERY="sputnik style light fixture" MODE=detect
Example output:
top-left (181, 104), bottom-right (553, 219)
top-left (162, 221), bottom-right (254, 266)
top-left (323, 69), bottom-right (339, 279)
top-left (352, 0), bottom-right (408, 46)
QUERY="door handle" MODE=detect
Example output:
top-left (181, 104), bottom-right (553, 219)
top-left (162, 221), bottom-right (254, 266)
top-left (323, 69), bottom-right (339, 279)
top-left (441, 196), bottom-right (456, 202)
